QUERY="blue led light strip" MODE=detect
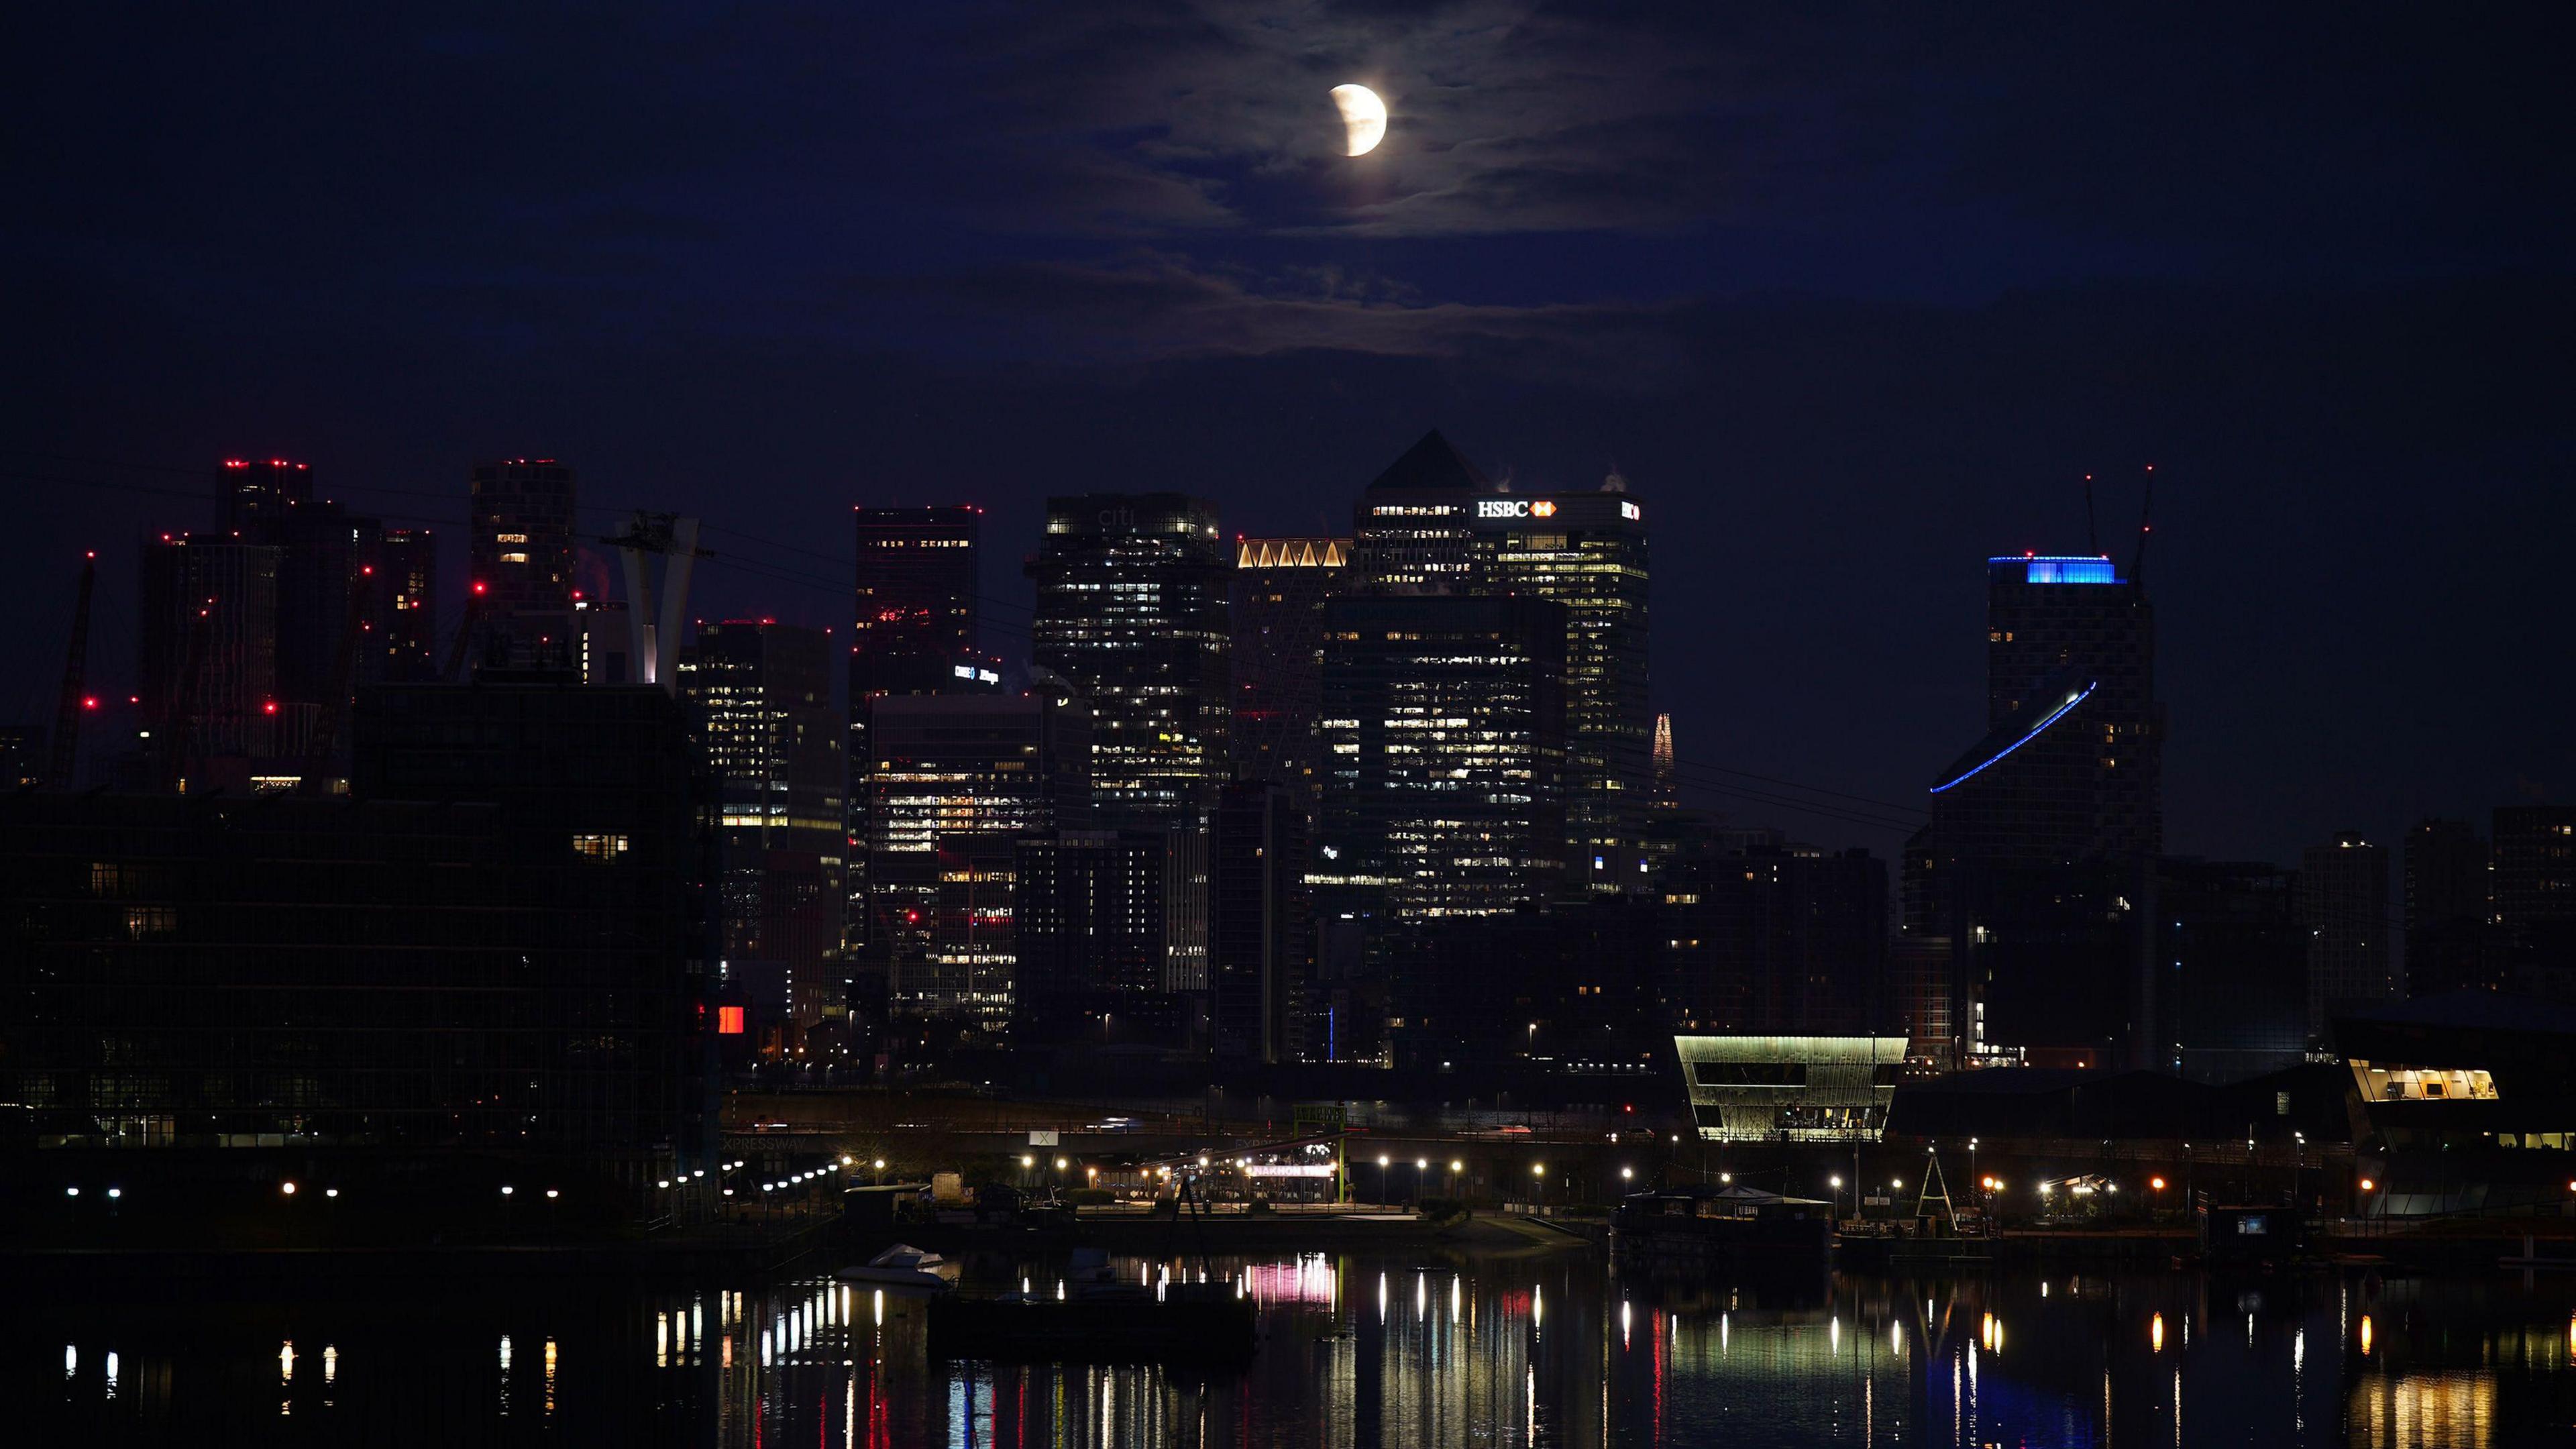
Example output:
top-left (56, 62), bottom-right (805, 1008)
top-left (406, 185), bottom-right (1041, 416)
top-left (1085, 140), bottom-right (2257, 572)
top-left (1927, 681), bottom-right (2099, 794)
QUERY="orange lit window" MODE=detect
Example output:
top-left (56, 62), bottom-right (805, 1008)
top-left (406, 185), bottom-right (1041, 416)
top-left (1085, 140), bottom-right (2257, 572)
top-left (716, 1006), bottom-right (746, 1036)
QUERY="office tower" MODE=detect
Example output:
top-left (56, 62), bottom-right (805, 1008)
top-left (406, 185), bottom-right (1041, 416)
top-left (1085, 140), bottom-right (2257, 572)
top-left (677, 621), bottom-right (846, 1031)
top-left (1012, 826), bottom-right (1204, 1046)
top-left (1396, 900), bottom-right (1666, 1071)
top-left (1027, 493), bottom-right (1230, 825)
top-left (860, 691), bottom-right (1091, 1026)
top-left (2158, 859), bottom-right (2308, 1082)
top-left (468, 458), bottom-right (580, 668)
top-left (851, 505), bottom-right (981, 695)
top-left (2406, 818), bottom-right (2498, 996)
top-left (1913, 550), bottom-right (2162, 1067)
top-left (1229, 537), bottom-right (1350, 807)
top-left (1478, 474), bottom-right (1652, 892)
top-left (137, 533), bottom-right (280, 769)
top-left (2493, 806), bottom-right (2576, 983)
top-left (1655, 828), bottom-right (1890, 1040)
top-left (1315, 593), bottom-right (1567, 953)
top-left (1212, 780), bottom-right (1310, 1063)
top-left (372, 527), bottom-right (439, 682)
top-left (847, 505), bottom-right (984, 985)
top-left (1349, 429), bottom-right (1497, 594)
top-left (2304, 832), bottom-right (2396, 1034)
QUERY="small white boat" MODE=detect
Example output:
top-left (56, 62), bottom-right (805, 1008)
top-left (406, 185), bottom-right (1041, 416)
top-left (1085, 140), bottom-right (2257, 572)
top-left (837, 1244), bottom-right (961, 1292)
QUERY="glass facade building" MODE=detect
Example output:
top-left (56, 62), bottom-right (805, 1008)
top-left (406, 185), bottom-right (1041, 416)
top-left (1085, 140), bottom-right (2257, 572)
top-left (1028, 493), bottom-right (1230, 826)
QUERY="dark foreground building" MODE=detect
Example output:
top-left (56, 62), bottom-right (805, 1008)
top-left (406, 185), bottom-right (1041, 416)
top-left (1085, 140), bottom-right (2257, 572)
top-left (0, 677), bottom-right (718, 1243)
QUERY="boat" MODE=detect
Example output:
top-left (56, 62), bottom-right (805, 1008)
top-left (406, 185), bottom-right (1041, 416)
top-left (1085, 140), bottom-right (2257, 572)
top-left (837, 1244), bottom-right (961, 1292)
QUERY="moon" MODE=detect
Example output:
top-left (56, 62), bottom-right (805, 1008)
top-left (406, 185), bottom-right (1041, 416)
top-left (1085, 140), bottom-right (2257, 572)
top-left (1331, 84), bottom-right (1387, 157)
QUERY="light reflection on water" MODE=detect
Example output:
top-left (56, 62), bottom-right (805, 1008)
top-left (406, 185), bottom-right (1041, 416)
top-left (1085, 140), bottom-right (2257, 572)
top-left (19, 1254), bottom-right (2576, 1445)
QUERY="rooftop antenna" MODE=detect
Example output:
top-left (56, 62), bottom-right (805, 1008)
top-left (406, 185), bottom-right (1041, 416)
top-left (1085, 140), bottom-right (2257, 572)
top-left (2129, 464), bottom-right (2156, 586)
top-left (2082, 474), bottom-right (2098, 556)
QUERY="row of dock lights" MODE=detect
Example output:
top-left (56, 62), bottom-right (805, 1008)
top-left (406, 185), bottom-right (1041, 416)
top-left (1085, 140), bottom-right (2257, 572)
top-left (654, 1170), bottom-right (712, 1189)
top-left (273, 1183), bottom-right (341, 1199)
top-left (65, 1187), bottom-right (125, 1199)
top-left (495, 1185), bottom-right (559, 1199)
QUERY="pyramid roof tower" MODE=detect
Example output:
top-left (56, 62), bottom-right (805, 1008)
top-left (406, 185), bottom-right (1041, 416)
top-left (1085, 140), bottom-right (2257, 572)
top-left (1365, 429), bottom-right (1493, 494)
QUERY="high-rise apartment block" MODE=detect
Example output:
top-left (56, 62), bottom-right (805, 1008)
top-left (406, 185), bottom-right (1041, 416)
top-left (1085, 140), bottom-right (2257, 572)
top-left (2493, 806), bottom-right (2576, 981)
top-left (468, 459), bottom-right (580, 669)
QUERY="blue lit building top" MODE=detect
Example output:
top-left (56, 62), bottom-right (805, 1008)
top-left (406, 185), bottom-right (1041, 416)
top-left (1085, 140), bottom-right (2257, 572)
top-left (1989, 555), bottom-right (2122, 586)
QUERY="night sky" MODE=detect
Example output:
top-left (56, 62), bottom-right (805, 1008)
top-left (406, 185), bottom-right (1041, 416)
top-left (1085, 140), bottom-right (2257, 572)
top-left (5, 3), bottom-right (2570, 867)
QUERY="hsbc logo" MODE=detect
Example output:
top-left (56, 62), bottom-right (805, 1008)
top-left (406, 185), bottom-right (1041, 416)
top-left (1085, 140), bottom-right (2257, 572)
top-left (1477, 499), bottom-right (1557, 519)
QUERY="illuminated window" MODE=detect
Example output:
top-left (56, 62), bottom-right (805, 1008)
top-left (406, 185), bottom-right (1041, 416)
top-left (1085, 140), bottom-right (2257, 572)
top-left (572, 833), bottom-right (631, 861)
top-left (716, 1006), bottom-right (747, 1035)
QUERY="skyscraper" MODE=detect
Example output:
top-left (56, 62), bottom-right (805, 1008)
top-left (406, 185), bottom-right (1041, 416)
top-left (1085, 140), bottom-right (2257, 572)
top-left (2305, 832), bottom-right (2396, 1034)
top-left (372, 528), bottom-right (439, 683)
top-left (1212, 779), bottom-right (1311, 1063)
top-left (1229, 536), bottom-right (1350, 805)
top-left (1349, 429), bottom-right (1496, 594)
top-left (851, 506), bottom-right (981, 696)
top-left (1315, 592), bottom-right (1568, 936)
top-left (1028, 494), bottom-right (1230, 826)
top-left (847, 505), bottom-right (985, 992)
top-left (468, 458), bottom-right (579, 668)
top-left (1655, 828), bottom-right (1889, 1039)
top-left (859, 690), bottom-right (1091, 1027)
top-left (1013, 827), bottom-right (1203, 1046)
top-left (1913, 551), bottom-right (2162, 1067)
top-left (2406, 818), bottom-right (2497, 996)
top-left (137, 533), bottom-right (280, 770)
top-left (1478, 476), bottom-right (1652, 892)
top-left (676, 621), bottom-right (846, 1031)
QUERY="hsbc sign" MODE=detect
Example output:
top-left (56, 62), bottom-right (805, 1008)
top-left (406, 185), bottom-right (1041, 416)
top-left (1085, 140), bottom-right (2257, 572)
top-left (1477, 499), bottom-right (1557, 519)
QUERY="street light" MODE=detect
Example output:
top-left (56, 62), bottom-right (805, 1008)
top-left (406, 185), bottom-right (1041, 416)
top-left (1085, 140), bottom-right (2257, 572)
top-left (1532, 1161), bottom-right (1547, 1206)
top-left (1829, 1174), bottom-right (1844, 1220)
top-left (1377, 1154), bottom-right (1391, 1207)
top-left (1415, 1159), bottom-right (1428, 1204)
top-left (1449, 1159), bottom-right (1464, 1195)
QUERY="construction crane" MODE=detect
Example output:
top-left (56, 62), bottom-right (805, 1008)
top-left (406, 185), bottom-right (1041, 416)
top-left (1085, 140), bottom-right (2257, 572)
top-left (45, 552), bottom-right (97, 788)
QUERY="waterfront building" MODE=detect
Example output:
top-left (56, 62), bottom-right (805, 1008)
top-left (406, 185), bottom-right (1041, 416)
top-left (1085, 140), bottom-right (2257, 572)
top-left (2493, 805), bottom-right (2576, 985)
top-left (1672, 1034), bottom-right (1909, 1143)
top-left (1012, 826), bottom-right (1206, 1047)
top-left (1657, 827), bottom-right (1889, 1040)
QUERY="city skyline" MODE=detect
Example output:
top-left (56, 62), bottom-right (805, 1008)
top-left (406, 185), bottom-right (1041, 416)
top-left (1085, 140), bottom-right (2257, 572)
top-left (7, 8), bottom-right (2570, 875)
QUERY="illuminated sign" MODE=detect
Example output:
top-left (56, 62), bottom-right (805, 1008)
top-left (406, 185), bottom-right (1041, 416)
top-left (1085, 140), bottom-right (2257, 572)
top-left (1242, 1164), bottom-right (1338, 1179)
top-left (951, 663), bottom-right (1002, 685)
top-left (716, 1006), bottom-right (746, 1035)
top-left (1621, 501), bottom-right (1642, 521)
top-left (1477, 499), bottom-right (1558, 520)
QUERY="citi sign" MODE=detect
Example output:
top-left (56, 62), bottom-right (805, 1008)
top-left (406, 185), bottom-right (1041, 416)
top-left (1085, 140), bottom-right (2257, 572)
top-left (1477, 499), bottom-right (1557, 519)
